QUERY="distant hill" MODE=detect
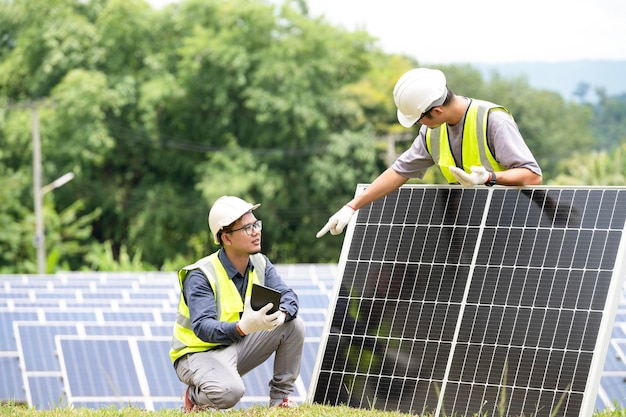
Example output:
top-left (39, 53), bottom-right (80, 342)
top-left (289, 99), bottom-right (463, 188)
top-left (471, 60), bottom-right (626, 102)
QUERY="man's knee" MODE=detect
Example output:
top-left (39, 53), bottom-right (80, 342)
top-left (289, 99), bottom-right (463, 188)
top-left (287, 316), bottom-right (306, 348)
top-left (199, 379), bottom-right (245, 409)
top-left (286, 316), bottom-right (305, 340)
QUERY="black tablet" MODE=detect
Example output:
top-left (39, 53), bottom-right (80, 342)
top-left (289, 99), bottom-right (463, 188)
top-left (251, 283), bottom-right (281, 314)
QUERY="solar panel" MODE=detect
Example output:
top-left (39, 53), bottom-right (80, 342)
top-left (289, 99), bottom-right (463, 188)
top-left (5, 260), bottom-right (625, 412)
top-left (0, 266), bottom-right (336, 410)
top-left (309, 185), bottom-right (626, 417)
top-left (57, 336), bottom-right (152, 398)
top-left (0, 355), bottom-right (25, 403)
top-left (13, 322), bottom-right (175, 408)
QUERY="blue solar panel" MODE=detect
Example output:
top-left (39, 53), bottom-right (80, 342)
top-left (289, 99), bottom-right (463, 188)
top-left (34, 292), bottom-right (85, 300)
top-left (3, 264), bottom-right (626, 412)
top-left (599, 376), bottom-right (626, 408)
top-left (102, 311), bottom-right (159, 322)
top-left (0, 268), bottom-right (330, 410)
top-left (0, 355), bottom-right (25, 403)
top-left (27, 376), bottom-right (66, 409)
top-left (149, 324), bottom-right (174, 337)
top-left (13, 321), bottom-right (181, 410)
top-left (300, 341), bottom-right (322, 389)
top-left (0, 311), bottom-right (39, 350)
top-left (58, 337), bottom-right (144, 397)
top-left (15, 323), bottom-right (78, 371)
top-left (44, 311), bottom-right (99, 322)
top-left (299, 293), bottom-right (335, 309)
top-left (0, 292), bottom-right (30, 300)
top-left (137, 339), bottom-right (185, 397)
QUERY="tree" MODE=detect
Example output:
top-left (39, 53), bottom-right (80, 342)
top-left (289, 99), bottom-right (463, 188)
top-left (591, 92), bottom-right (626, 151)
top-left (1, 0), bottom-right (621, 271)
top-left (549, 143), bottom-right (626, 186)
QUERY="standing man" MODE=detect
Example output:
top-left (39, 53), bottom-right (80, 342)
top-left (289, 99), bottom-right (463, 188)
top-left (170, 196), bottom-right (304, 411)
top-left (317, 67), bottom-right (542, 237)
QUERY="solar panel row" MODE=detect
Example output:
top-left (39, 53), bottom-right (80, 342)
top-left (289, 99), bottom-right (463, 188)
top-left (0, 264), bottom-right (337, 410)
top-left (2, 232), bottom-right (626, 414)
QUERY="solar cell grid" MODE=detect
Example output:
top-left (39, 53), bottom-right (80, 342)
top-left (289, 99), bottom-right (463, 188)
top-left (0, 266), bottom-right (333, 410)
top-left (57, 336), bottom-right (148, 397)
top-left (0, 356), bottom-right (25, 403)
top-left (13, 321), bottom-right (177, 407)
top-left (310, 185), bottom-right (626, 417)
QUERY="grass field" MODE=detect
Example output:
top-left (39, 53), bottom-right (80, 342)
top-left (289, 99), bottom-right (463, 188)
top-left (3, 402), bottom-right (626, 417)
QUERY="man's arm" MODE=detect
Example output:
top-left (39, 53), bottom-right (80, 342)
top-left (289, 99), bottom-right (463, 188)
top-left (494, 167), bottom-right (542, 186)
top-left (317, 168), bottom-right (409, 237)
top-left (346, 168), bottom-right (410, 210)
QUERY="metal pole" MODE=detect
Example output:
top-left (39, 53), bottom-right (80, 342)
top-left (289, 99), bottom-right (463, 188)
top-left (32, 105), bottom-right (45, 274)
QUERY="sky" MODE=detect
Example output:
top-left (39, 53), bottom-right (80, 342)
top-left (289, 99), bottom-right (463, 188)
top-left (299, 0), bottom-right (626, 64)
top-left (149, 0), bottom-right (626, 64)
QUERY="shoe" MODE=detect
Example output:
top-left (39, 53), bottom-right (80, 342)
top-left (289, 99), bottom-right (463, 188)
top-left (184, 386), bottom-right (218, 413)
top-left (271, 398), bottom-right (298, 408)
top-left (183, 386), bottom-right (195, 413)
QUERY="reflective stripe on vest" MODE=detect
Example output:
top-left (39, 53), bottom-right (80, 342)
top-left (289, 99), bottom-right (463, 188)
top-left (426, 99), bottom-right (508, 183)
top-left (169, 252), bottom-right (266, 363)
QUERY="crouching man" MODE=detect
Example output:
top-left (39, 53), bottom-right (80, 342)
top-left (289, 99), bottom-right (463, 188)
top-left (170, 196), bottom-right (304, 411)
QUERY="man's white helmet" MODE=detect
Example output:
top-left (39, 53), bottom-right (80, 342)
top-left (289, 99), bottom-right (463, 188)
top-left (393, 68), bottom-right (447, 127)
top-left (208, 196), bottom-right (260, 244)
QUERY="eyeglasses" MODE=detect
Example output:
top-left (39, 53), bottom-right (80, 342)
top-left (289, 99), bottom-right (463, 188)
top-left (228, 220), bottom-right (262, 236)
top-left (414, 108), bottom-right (434, 126)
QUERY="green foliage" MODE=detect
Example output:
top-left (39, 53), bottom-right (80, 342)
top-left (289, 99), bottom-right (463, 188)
top-left (84, 240), bottom-right (151, 271)
top-left (48, 69), bottom-right (118, 167)
top-left (0, 0), bottom-right (624, 272)
top-left (0, 0), bottom-right (102, 99)
top-left (549, 143), bottom-right (626, 186)
top-left (0, 170), bottom-right (101, 273)
top-left (591, 92), bottom-right (626, 151)
top-left (0, 172), bottom-right (37, 273)
top-left (44, 198), bottom-right (103, 272)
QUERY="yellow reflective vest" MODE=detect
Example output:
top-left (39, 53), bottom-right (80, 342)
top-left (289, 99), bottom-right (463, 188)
top-left (425, 99), bottom-right (508, 183)
top-left (169, 252), bottom-right (266, 363)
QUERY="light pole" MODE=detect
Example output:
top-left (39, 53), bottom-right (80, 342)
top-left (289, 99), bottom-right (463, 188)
top-left (33, 170), bottom-right (75, 275)
top-left (31, 105), bottom-right (74, 274)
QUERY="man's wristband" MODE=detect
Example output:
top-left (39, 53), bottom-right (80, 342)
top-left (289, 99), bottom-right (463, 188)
top-left (484, 171), bottom-right (497, 187)
top-left (236, 322), bottom-right (246, 337)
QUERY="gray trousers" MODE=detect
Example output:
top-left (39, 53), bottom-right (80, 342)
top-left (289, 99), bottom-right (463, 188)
top-left (174, 316), bottom-right (305, 409)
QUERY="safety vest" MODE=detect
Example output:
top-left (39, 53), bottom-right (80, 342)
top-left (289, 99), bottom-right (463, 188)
top-left (169, 252), bottom-right (266, 363)
top-left (425, 99), bottom-right (508, 183)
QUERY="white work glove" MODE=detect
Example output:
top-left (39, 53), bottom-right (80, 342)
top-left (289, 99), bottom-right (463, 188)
top-left (316, 205), bottom-right (355, 238)
top-left (238, 297), bottom-right (283, 335)
top-left (449, 165), bottom-right (490, 187)
top-left (274, 310), bottom-right (286, 327)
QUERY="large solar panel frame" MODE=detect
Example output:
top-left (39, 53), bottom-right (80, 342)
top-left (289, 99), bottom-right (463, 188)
top-left (309, 185), bottom-right (626, 417)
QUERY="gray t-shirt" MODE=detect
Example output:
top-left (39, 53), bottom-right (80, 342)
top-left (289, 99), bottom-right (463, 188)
top-left (391, 100), bottom-right (542, 179)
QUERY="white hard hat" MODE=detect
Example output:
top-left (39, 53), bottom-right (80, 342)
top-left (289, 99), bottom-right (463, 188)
top-left (208, 196), bottom-right (260, 244)
top-left (393, 68), bottom-right (447, 127)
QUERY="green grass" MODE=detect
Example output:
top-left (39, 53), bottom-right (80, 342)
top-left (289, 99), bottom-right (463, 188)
top-left (3, 402), bottom-right (626, 417)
